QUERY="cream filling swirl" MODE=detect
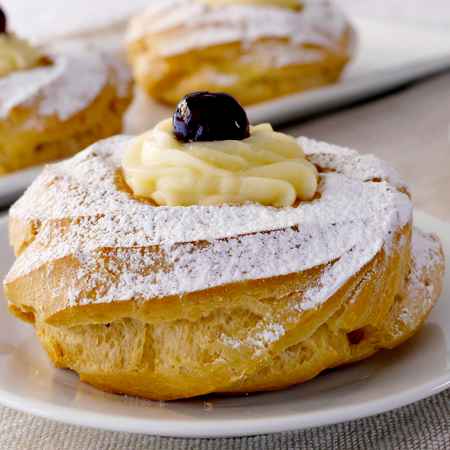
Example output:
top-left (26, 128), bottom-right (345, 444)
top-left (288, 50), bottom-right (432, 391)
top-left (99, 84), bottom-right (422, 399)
top-left (122, 118), bottom-right (318, 207)
top-left (0, 35), bottom-right (47, 78)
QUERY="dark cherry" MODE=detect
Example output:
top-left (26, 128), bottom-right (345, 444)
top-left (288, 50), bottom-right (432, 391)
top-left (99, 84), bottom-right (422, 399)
top-left (0, 8), bottom-right (6, 34)
top-left (172, 92), bottom-right (250, 143)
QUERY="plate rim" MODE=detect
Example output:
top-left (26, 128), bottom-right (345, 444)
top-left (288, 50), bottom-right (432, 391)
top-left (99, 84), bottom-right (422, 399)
top-left (0, 370), bottom-right (448, 438)
top-left (0, 210), bottom-right (448, 437)
top-left (0, 165), bottom-right (44, 209)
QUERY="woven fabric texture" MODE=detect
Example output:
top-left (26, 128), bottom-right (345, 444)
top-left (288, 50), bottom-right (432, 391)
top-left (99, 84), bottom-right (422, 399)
top-left (0, 390), bottom-right (448, 450)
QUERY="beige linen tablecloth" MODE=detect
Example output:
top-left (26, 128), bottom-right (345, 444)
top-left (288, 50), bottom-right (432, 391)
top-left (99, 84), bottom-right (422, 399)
top-left (0, 73), bottom-right (449, 450)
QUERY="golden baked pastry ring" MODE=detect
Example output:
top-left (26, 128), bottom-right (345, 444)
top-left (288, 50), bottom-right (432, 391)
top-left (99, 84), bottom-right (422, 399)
top-left (126, 0), bottom-right (356, 105)
top-left (0, 44), bottom-right (133, 175)
top-left (4, 136), bottom-right (444, 400)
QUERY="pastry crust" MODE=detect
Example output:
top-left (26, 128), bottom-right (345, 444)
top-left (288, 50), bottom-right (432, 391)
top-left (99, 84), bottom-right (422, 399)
top-left (3, 137), bottom-right (444, 400)
top-left (0, 47), bottom-right (133, 175)
top-left (126, 0), bottom-right (355, 105)
top-left (28, 229), bottom-right (446, 399)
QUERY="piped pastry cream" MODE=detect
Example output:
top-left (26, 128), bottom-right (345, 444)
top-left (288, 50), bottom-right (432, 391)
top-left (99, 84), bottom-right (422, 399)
top-left (0, 34), bottom-right (48, 77)
top-left (123, 120), bottom-right (317, 207)
top-left (0, 8), bottom-right (48, 77)
top-left (123, 94), bottom-right (317, 207)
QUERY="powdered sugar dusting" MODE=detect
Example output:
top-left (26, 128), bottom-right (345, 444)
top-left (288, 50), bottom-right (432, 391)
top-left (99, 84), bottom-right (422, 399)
top-left (127, 0), bottom-right (352, 65)
top-left (0, 43), bottom-right (131, 121)
top-left (6, 136), bottom-right (412, 311)
top-left (247, 322), bottom-right (286, 348)
top-left (222, 321), bottom-right (285, 354)
top-left (396, 228), bottom-right (444, 330)
top-left (410, 228), bottom-right (442, 277)
top-left (301, 137), bottom-right (407, 191)
top-left (100, 50), bottom-right (133, 98)
top-left (406, 228), bottom-right (443, 304)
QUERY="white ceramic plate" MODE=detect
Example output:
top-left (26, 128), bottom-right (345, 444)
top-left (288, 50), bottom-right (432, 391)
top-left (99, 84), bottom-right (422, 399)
top-left (2, 18), bottom-right (450, 208)
top-left (0, 166), bottom-right (43, 209)
top-left (0, 210), bottom-right (448, 437)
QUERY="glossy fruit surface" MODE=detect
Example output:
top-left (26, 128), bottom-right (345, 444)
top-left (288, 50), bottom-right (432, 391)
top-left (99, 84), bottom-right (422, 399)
top-left (0, 8), bottom-right (7, 34)
top-left (173, 92), bottom-right (250, 143)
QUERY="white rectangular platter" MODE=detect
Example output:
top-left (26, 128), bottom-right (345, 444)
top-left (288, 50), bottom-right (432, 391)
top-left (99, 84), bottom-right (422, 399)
top-left (125, 17), bottom-right (450, 132)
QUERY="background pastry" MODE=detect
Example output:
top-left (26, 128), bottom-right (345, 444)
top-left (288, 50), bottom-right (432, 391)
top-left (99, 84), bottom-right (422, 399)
top-left (126, 0), bottom-right (355, 105)
top-left (0, 9), bottom-right (133, 176)
top-left (3, 93), bottom-right (444, 401)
